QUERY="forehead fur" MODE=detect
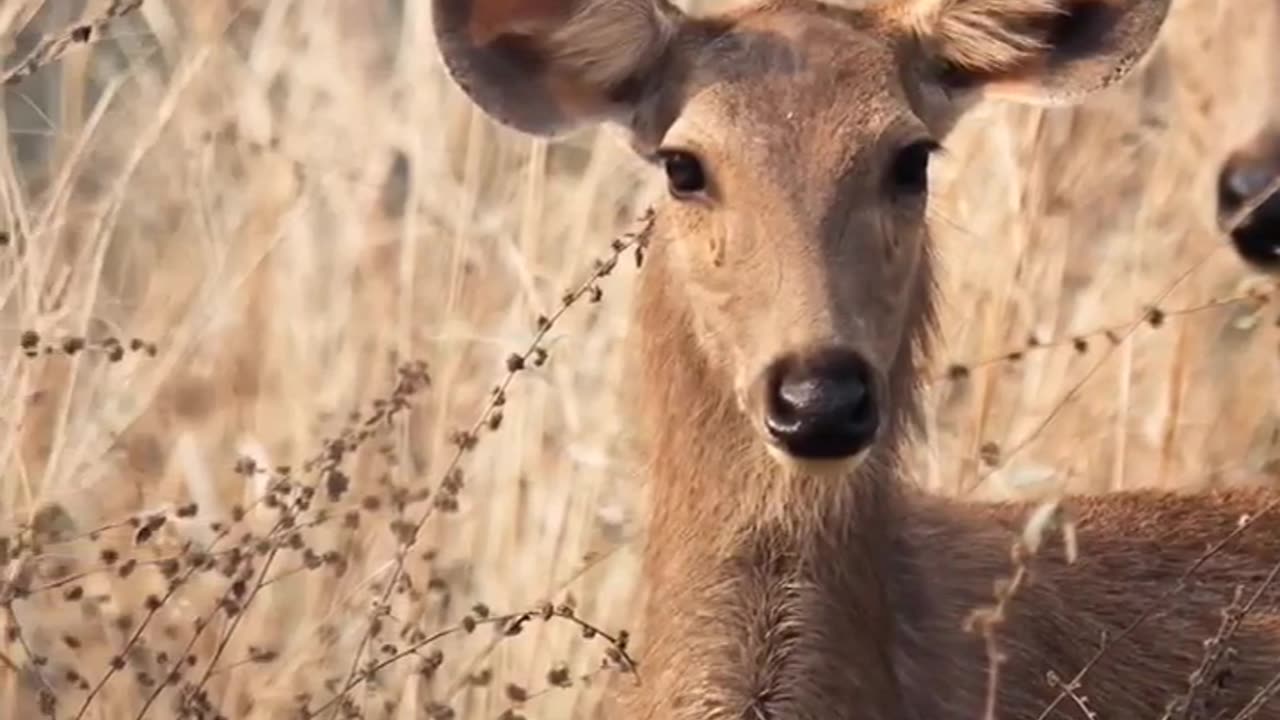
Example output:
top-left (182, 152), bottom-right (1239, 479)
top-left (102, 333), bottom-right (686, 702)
top-left (689, 3), bottom-right (889, 74)
top-left (629, 2), bottom-right (912, 153)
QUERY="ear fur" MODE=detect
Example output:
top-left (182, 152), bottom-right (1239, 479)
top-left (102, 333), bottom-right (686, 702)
top-left (432, 0), bottom-right (684, 136)
top-left (892, 0), bottom-right (1172, 106)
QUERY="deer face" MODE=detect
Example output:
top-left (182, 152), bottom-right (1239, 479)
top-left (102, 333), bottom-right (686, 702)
top-left (433, 0), bottom-right (1171, 473)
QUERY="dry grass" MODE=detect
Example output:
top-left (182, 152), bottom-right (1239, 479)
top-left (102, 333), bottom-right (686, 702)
top-left (1, 0), bottom-right (1278, 718)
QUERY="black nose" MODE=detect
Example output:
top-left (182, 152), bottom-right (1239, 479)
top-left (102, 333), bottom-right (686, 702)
top-left (763, 348), bottom-right (879, 460)
top-left (1219, 161), bottom-right (1280, 271)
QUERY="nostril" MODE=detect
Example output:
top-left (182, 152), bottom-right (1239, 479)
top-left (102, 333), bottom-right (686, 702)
top-left (1220, 163), bottom-right (1277, 216)
top-left (841, 382), bottom-right (875, 429)
top-left (1231, 167), bottom-right (1276, 200)
top-left (1216, 159), bottom-right (1280, 271)
top-left (763, 350), bottom-right (880, 460)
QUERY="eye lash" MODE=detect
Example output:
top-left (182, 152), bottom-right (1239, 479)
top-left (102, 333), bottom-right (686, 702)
top-left (653, 147), bottom-right (693, 162)
top-left (918, 139), bottom-right (944, 156)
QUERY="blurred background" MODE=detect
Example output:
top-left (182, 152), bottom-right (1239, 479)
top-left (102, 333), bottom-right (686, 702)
top-left (2, 0), bottom-right (1278, 717)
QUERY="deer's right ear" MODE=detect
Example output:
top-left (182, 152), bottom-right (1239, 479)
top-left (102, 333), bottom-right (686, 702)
top-left (432, 0), bottom-right (685, 137)
top-left (891, 0), bottom-right (1171, 107)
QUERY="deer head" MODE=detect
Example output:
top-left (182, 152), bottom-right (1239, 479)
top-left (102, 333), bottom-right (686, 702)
top-left (433, 0), bottom-right (1170, 476)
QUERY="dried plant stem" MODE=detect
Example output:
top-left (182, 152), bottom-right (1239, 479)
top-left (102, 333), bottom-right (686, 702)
top-left (2, 601), bottom-right (57, 715)
top-left (322, 208), bottom-right (654, 720)
top-left (1033, 496), bottom-right (1280, 720)
top-left (2, 0), bottom-right (146, 87)
top-left (182, 529), bottom-right (287, 713)
top-left (934, 283), bottom-right (1276, 385)
top-left (1231, 670), bottom-right (1280, 720)
top-left (1163, 555), bottom-right (1280, 719)
top-left (308, 607), bottom-right (637, 718)
top-left (73, 550), bottom-right (204, 720)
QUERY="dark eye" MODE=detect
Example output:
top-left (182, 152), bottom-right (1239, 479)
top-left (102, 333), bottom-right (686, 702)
top-left (888, 140), bottom-right (940, 198)
top-left (660, 150), bottom-right (707, 198)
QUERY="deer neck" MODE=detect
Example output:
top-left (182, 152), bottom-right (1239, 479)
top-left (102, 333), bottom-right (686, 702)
top-left (622, 223), bottom-right (937, 718)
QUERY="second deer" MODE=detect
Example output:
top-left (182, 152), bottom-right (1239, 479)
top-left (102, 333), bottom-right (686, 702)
top-left (433, 0), bottom-right (1280, 717)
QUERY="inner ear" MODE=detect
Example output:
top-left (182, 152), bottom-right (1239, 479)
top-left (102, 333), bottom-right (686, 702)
top-left (910, 0), bottom-right (1172, 106)
top-left (466, 0), bottom-right (573, 44)
top-left (433, 0), bottom-right (686, 137)
top-left (1042, 1), bottom-right (1116, 57)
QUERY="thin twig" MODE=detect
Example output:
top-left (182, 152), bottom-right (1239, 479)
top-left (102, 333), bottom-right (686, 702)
top-left (932, 286), bottom-right (1275, 386)
top-left (181, 529), bottom-right (287, 711)
top-left (2, 0), bottom-right (146, 87)
top-left (1033, 496), bottom-right (1280, 720)
top-left (956, 171), bottom-right (1280, 496)
top-left (1229, 669), bottom-right (1280, 720)
top-left (2, 602), bottom-right (58, 717)
top-left (1163, 555), bottom-right (1280, 720)
top-left (73, 540), bottom-right (215, 720)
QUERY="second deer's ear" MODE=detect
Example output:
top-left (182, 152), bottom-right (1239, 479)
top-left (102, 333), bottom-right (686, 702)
top-left (432, 0), bottom-right (685, 137)
top-left (895, 0), bottom-right (1171, 107)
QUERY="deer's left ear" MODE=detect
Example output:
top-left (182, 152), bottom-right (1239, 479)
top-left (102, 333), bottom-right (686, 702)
top-left (891, 0), bottom-right (1172, 106)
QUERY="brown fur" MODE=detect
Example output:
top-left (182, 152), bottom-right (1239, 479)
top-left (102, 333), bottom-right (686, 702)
top-left (897, 0), bottom-right (1065, 73)
top-left (430, 0), bottom-right (1280, 718)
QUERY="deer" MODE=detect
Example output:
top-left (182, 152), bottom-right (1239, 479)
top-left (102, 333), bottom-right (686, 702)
top-left (431, 0), bottom-right (1280, 717)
